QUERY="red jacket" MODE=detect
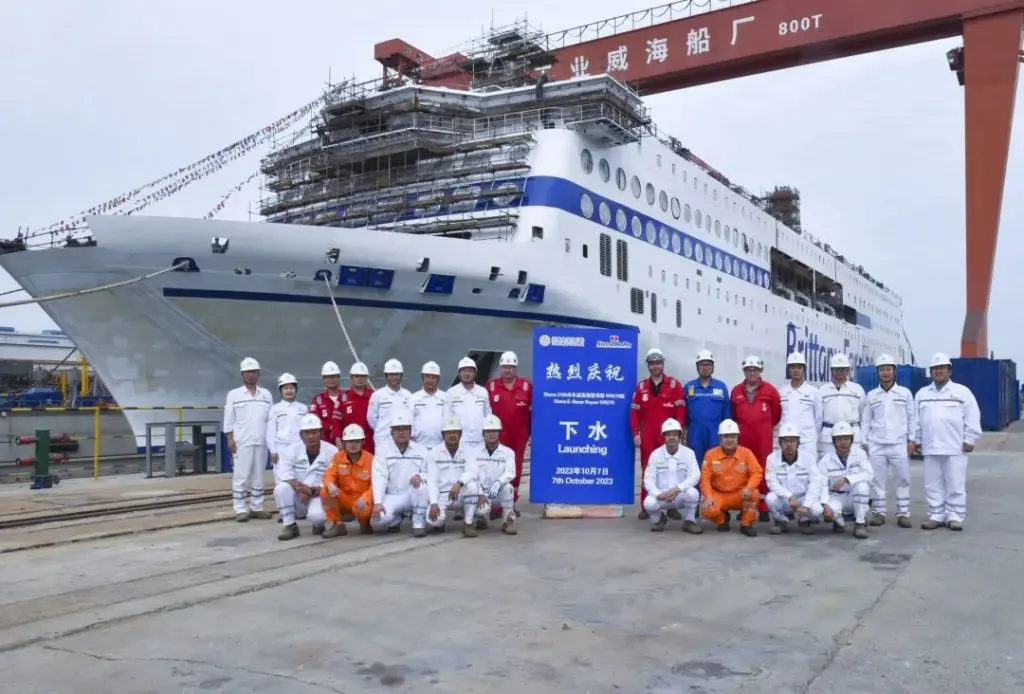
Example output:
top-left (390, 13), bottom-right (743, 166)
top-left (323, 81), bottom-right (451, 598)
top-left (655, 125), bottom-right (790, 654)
top-left (629, 376), bottom-right (686, 452)
top-left (729, 380), bottom-right (782, 466)
top-left (486, 377), bottom-right (532, 453)
top-left (340, 387), bottom-right (374, 454)
top-left (309, 390), bottom-right (345, 446)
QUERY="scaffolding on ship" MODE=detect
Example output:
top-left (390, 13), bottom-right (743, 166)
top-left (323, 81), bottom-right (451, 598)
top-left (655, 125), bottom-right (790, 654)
top-left (257, 19), bottom-right (652, 241)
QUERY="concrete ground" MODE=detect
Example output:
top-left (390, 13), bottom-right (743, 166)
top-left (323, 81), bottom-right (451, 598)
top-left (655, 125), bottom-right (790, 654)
top-left (1, 449), bottom-right (1023, 692)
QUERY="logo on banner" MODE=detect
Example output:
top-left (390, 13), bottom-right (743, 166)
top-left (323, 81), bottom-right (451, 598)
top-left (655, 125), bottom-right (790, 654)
top-left (539, 333), bottom-right (586, 348)
top-left (596, 334), bottom-right (633, 349)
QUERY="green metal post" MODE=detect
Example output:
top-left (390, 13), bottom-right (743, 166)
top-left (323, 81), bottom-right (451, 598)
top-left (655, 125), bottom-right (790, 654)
top-left (33, 429), bottom-right (53, 489)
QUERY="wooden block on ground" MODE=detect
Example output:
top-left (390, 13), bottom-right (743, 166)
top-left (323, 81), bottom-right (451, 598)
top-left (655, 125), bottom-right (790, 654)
top-left (543, 504), bottom-right (624, 519)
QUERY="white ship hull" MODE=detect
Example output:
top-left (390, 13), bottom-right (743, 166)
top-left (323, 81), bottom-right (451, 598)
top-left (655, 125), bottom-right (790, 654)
top-left (2, 128), bottom-right (911, 447)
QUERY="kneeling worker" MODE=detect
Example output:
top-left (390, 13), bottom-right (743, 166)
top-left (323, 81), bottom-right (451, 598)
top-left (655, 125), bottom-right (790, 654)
top-left (371, 410), bottom-right (432, 535)
top-left (699, 418), bottom-right (762, 537)
top-left (423, 415), bottom-right (481, 537)
top-left (464, 414), bottom-right (518, 535)
top-left (818, 421), bottom-right (872, 539)
top-left (765, 423), bottom-right (824, 534)
top-left (642, 418), bottom-right (702, 533)
top-left (320, 423), bottom-right (374, 537)
top-left (275, 414), bottom-right (338, 540)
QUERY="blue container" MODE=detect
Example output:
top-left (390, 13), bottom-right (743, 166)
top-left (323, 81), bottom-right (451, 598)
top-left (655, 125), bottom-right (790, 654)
top-left (854, 364), bottom-right (928, 395)
top-left (1014, 380), bottom-right (1021, 422)
top-left (220, 432), bottom-right (233, 473)
top-left (949, 358), bottom-right (1017, 431)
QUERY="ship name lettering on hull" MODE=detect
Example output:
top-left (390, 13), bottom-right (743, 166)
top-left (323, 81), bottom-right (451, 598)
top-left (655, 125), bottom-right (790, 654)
top-left (785, 322), bottom-right (870, 383)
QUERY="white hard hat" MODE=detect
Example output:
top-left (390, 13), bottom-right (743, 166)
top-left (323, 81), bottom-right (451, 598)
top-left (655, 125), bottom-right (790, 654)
top-left (390, 409), bottom-right (412, 427)
top-left (645, 348), bottom-right (665, 363)
top-left (661, 418), bottom-right (683, 435)
top-left (384, 358), bottom-right (403, 374)
top-left (695, 349), bottom-right (714, 364)
top-left (299, 413), bottom-right (322, 431)
top-left (349, 361), bottom-right (369, 376)
top-left (342, 423), bottom-right (365, 441)
top-left (742, 355), bottom-right (763, 370)
top-left (482, 414), bottom-right (502, 431)
top-left (718, 419), bottom-right (740, 436)
top-left (787, 351), bottom-right (806, 366)
top-left (457, 357), bottom-right (477, 371)
top-left (277, 373), bottom-right (298, 388)
top-left (240, 357), bottom-right (260, 372)
top-left (499, 351), bottom-right (518, 367)
top-left (778, 423), bottom-right (801, 440)
top-left (321, 361), bottom-right (341, 377)
top-left (441, 415), bottom-right (462, 432)
top-left (421, 361), bottom-right (441, 376)
top-left (930, 352), bottom-right (952, 368)
top-left (875, 353), bottom-right (897, 368)
top-left (831, 421), bottom-right (855, 438)
top-left (830, 353), bottom-right (851, 369)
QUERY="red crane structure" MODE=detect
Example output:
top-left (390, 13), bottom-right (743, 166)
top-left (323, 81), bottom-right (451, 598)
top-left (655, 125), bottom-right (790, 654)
top-left (376, 0), bottom-right (1023, 358)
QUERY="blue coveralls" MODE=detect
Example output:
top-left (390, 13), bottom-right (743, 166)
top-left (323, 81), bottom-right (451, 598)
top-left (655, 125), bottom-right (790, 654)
top-left (684, 378), bottom-right (732, 466)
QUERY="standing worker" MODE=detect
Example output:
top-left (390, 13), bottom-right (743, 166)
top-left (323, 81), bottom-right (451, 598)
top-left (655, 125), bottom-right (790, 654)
top-left (630, 348), bottom-right (686, 520)
top-left (310, 361), bottom-right (346, 448)
top-left (778, 352), bottom-right (823, 465)
top-left (367, 358), bottom-right (413, 454)
top-left (818, 353), bottom-right (866, 457)
top-left (446, 357), bottom-right (491, 448)
top-left (266, 373), bottom-right (307, 485)
top-left (730, 355), bottom-right (781, 519)
top-left (223, 357), bottom-right (274, 523)
top-left (340, 362), bottom-right (374, 454)
top-left (683, 350), bottom-right (731, 468)
top-left (862, 354), bottom-right (916, 528)
top-left (487, 351), bottom-right (532, 515)
top-left (320, 423), bottom-right (374, 537)
top-left (911, 353), bottom-right (982, 531)
top-left (411, 361), bottom-right (448, 451)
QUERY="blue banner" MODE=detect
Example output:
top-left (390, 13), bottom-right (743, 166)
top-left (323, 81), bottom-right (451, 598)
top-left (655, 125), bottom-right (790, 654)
top-left (530, 326), bottom-right (639, 504)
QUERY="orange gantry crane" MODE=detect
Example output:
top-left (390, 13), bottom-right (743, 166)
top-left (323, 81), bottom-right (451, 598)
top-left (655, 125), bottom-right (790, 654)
top-left (376, 0), bottom-right (1023, 358)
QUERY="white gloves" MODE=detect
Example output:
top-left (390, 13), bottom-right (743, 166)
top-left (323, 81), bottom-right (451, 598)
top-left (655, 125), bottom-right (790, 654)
top-left (487, 481), bottom-right (502, 499)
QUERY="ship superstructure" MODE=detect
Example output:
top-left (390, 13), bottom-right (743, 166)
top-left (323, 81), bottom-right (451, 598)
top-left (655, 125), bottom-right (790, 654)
top-left (0, 19), bottom-right (912, 447)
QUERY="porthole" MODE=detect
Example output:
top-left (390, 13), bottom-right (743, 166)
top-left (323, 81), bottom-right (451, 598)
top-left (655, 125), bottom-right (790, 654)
top-left (705, 216), bottom-right (712, 233)
top-left (598, 201), bottom-right (612, 225)
top-left (695, 244), bottom-right (704, 263)
top-left (599, 158), bottom-right (611, 182)
top-left (659, 190), bottom-right (668, 212)
top-left (658, 226), bottom-right (670, 249)
top-left (714, 220), bottom-right (721, 237)
top-left (580, 149), bottom-right (594, 174)
top-left (615, 208), bottom-right (627, 232)
top-left (670, 197), bottom-right (681, 219)
top-left (756, 240), bottom-right (762, 256)
top-left (725, 257), bottom-right (732, 275)
top-left (631, 175), bottom-right (642, 198)
top-left (732, 228), bottom-right (739, 246)
top-left (616, 167), bottom-right (627, 190)
top-left (580, 194), bottom-right (595, 218)
top-left (741, 232), bottom-right (748, 251)
top-left (671, 233), bottom-right (681, 254)
top-left (715, 251), bottom-right (723, 270)
top-left (684, 238), bottom-right (693, 258)
top-left (631, 216), bottom-right (642, 237)
top-left (695, 209), bottom-right (703, 228)
top-left (645, 220), bottom-right (657, 244)
top-left (646, 183), bottom-right (656, 205)
top-left (684, 204), bottom-right (692, 223)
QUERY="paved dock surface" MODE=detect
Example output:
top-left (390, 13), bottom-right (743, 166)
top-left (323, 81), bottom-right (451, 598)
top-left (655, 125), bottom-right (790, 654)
top-left (0, 450), bottom-right (1022, 692)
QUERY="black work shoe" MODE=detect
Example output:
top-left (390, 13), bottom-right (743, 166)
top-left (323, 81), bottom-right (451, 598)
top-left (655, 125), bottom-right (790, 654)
top-left (740, 524), bottom-right (758, 537)
top-left (650, 514), bottom-right (667, 532)
top-left (278, 523), bottom-right (299, 541)
top-left (869, 513), bottom-right (885, 527)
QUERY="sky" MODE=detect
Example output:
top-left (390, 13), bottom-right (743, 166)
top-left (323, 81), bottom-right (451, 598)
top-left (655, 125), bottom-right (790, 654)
top-left (1, 0), bottom-right (1022, 365)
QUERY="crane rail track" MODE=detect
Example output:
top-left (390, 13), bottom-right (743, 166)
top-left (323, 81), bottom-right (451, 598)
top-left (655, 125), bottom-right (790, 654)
top-left (0, 492), bottom-right (233, 531)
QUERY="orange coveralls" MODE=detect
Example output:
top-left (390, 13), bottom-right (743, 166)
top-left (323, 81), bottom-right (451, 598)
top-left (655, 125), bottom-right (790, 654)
top-left (319, 449), bottom-right (374, 526)
top-left (699, 445), bottom-right (763, 528)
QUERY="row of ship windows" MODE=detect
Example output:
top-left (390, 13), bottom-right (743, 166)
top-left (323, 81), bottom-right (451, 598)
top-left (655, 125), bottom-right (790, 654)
top-left (581, 234), bottom-right (897, 340)
top-left (579, 149), bottom-right (771, 264)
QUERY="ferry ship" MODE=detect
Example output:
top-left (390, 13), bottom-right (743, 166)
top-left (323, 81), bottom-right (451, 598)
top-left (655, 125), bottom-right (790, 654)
top-left (0, 24), bottom-right (913, 443)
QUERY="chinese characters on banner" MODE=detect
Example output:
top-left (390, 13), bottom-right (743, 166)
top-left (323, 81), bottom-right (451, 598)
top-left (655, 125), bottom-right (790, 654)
top-left (530, 326), bottom-right (639, 504)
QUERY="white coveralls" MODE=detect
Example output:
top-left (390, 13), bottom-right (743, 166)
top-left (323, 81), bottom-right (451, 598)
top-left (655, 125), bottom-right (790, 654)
top-left (641, 444), bottom-right (701, 524)
top-left (367, 386), bottom-right (413, 452)
top-left (778, 382), bottom-right (823, 463)
top-left (423, 444), bottom-right (479, 528)
top-left (265, 399), bottom-right (308, 482)
top-left (223, 385), bottom-right (274, 515)
top-left (273, 440), bottom-right (337, 527)
top-left (765, 449), bottom-right (825, 522)
top-left (371, 439), bottom-right (432, 530)
top-left (912, 381), bottom-right (982, 524)
top-left (816, 447), bottom-right (873, 526)
top-left (862, 383), bottom-right (916, 518)
top-left (411, 389), bottom-right (448, 450)
top-left (464, 443), bottom-right (516, 523)
top-left (445, 384), bottom-right (491, 447)
top-left (818, 381), bottom-right (866, 456)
